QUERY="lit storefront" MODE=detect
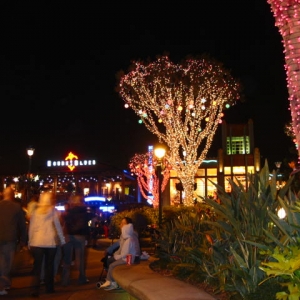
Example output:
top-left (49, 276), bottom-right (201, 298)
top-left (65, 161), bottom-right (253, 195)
top-left (0, 120), bottom-right (264, 208)
top-left (1, 151), bottom-right (137, 206)
top-left (164, 119), bottom-right (261, 205)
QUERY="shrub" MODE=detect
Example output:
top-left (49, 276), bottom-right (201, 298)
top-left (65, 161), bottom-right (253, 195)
top-left (154, 160), bottom-right (298, 299)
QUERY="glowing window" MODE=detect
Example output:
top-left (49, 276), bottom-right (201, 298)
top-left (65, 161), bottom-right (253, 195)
top-left (195, 178), bottom-right (205, 197)
top-left (196, 169), bottom-right (205, 176)
top-left (247, 166), bottom-right (255, 174)
top-left (207, 168), bottom-right (217, 176)
top-left (207, 178), bottom-right (217, 197)
top-left (226, 136), bottom-right (250, 155)
top-left (224, 167), bottom-right (231, 175)
top-left (232, 166), bottom-right (246, 174)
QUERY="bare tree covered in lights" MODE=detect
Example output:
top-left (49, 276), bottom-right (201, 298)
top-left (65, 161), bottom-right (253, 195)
top-left (129, 153), bottom-right (171, 208)
top-left (267, 0), bottom-right (300, 155)
top-left (118, 55), bottom-right (241, 205)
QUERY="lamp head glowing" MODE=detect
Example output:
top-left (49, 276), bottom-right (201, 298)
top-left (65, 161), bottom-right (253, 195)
top-left (154, 146), bottom-right (166, 160)
top-left (27, 147), bottom-right (35, 157)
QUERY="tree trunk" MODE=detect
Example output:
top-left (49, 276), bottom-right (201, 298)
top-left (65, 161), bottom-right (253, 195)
top-left (268, 1), bottom-right (300, 155)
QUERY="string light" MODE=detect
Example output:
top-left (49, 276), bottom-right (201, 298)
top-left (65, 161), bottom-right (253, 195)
top-left (267, 0), bottom-right (300, 155)
top-left (119, 56), bottom-right (240, 205)
top-left (128, 153), bottom-right (171, 208)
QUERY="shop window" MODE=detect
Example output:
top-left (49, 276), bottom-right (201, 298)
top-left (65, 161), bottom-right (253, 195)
top-left (207, 177), bottom-right (217, 198)
top-left (232, 166), bottom-right (246, 174)
top-left (196, 169), bottom-right (205, 176)
top-left (224, 175), bottom-right (249, 193)
top-left (170, 178), bottom-right (182, 206)
top-left (195, 178), bottom-right (205, 198)
top-left (194, 177), bottom-right (217, 199)
top-left (207, 168), bottom-right (217, 176)
top-left (224, 167), bottom-right (231, 175)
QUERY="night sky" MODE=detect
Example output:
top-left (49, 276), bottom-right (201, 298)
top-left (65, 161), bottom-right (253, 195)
top-left (0, 1), bottom-right (295, 175)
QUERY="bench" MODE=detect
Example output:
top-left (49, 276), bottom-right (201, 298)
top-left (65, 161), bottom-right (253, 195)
top-left (112, 258), bottom-right (217, 300)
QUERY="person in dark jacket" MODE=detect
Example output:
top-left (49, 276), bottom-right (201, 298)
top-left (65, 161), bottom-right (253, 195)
top-left (0, 187), bottom-right (27, 295)
top-left (61, 194), bottom-right (90, 286)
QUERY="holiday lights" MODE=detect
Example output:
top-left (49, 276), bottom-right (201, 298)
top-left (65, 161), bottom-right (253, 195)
top-left (119, 56), bottom-right (240, 205)
top-left (129, 152), bottom-right (171, 208)
top-left (267, 0), bottom-right (300, 155)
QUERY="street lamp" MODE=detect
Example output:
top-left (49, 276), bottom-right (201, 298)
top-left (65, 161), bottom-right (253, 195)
top-left (275, 161), bottom-right (282, 189)
top-left (26, 146), bottom-right (35, 203)
top-left (27, 147), bottom-right (35, 174)
top-left (154, 145), bottom-right (166, 228)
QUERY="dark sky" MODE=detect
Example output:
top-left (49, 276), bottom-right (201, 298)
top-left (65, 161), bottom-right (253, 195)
top-left (0, 1), bottom-right (295, 174)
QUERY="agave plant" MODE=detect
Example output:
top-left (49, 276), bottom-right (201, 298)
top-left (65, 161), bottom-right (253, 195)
top-left (154, 160), bottom-right (300, 299)
top-left (200, 160), bottom-right (289, 298)
top-left (155, 204), bottom-right (216, 281)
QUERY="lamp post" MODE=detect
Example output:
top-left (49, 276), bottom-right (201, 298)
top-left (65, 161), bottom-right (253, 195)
top-left (26, 147), bottom-right (35, 203)
top-left (275, 161), bottom-right (282, 189)
top-left (154, 145), bottom-right (166, 228)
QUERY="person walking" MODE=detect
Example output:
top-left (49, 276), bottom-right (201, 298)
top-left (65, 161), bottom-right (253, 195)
top-left (26, 194), bottom-right (39, 221)
top-left (61, 194), bottom-right (90, 286)
top-left (0, 187), bottom-right (27, 296)
top-left (28, 192), bottom-right (65, 297)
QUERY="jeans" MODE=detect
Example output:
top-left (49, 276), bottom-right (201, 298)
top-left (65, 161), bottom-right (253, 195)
top-left (40, 246), bottom-right (62, 280)
top-left (54, 246), bottom-right (62, 276)
top-left (30, 246), bottom-right (57, 294)
top-left (0, 241), bottom-right (16, 283)
top-left (106, 258), bottom-right (125, 282)
top-left (61, 235), bottom-right (87, 285)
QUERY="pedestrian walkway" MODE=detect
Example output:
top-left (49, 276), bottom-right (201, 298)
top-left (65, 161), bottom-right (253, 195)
top-left (4, 239), bottom-right (130, 299)
top-left (2, 237), bottom-right (220, 299)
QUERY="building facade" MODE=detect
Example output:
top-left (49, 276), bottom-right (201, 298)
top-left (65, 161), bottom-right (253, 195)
top-left (1, 120), bottom-right (260, 208)
top-left (164, 119), bottom-right (260, 205)
top-left (0, 151), bottom-right (138, 207)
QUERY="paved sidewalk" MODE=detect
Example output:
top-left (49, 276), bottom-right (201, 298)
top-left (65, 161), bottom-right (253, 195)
top-left (2, 238), bottom-right (219, 299)
top-left (3, 277), bottom-right (132, 300)
top-left (3, 240), bottom-right (132, 300)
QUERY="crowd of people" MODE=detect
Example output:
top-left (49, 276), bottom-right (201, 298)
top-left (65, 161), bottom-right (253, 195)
top-left (0, 187), bottom-right (141, 297)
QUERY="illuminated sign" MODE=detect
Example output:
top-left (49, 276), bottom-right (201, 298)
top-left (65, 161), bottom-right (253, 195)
top-left (100, 206), bottom-right (115, 213)
top-left (65, 152), bottom-right (78, 171)
top-left (47, 151), bottom-right (96, 171)
top-left (85, 196), bottom-right (106, 202)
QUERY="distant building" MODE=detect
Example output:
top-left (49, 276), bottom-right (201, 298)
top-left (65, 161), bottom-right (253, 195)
top-left (0, 151), bottom-right (138, 206)
top-left (0, 120), bottom-right (261, 208)
top-left (163, 119), bottom-right (260, 205)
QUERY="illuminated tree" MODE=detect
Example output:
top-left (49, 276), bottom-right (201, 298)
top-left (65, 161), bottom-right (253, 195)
top-left (118, 56), bottom-right (241, 205)
top-left (267, 0), bottom-right (300, 155)
top-left (285, 121), bottom-right (297, 146)
top-left (129, 152), bottom-right (171, 208)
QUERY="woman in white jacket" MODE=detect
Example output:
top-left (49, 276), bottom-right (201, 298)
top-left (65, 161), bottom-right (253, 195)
top-left (28, 192), bottom-right (65, 297)
top-left (100, 223), bottom-right (140, 290)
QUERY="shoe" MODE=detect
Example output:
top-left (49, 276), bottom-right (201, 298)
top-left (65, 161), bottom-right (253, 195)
top-left (100, 280), bottom-right (111, 288)
top-left (0, 290), bottom-right (8, 295)
top-left (104, 281), bottom-right (118, 291)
